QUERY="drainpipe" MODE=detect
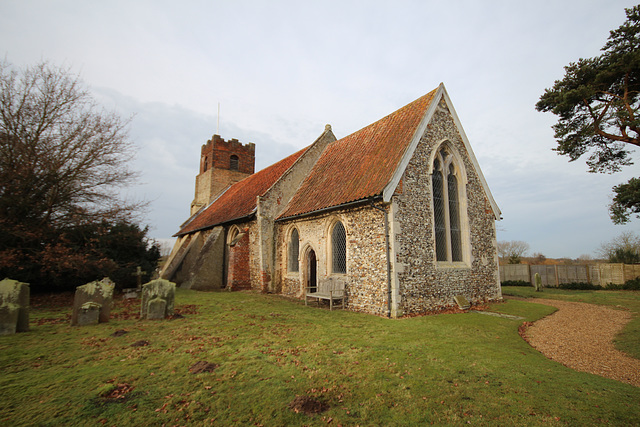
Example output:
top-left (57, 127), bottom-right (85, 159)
top-left (370, 199), bottom-right (392, 318)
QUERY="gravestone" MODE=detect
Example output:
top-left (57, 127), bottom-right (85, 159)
top-left (0, 278), bottom-right (30, 335)
top-left (453, 295), bottom-right (471, 310)
top-left (534, 273), bottom-right (543, 292)
top-left (71, 278), bottom-right (115, 326)
top-left (140, 279), bottom-right (175, 320)
top-left (77, 302), bottom-right (101, 326)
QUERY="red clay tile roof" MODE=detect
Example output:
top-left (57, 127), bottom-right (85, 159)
top-left (177, 147), bottom-right (307, 236)
top-left (277, 89), bottom-right (437, 220)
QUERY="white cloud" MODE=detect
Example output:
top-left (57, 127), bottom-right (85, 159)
top-left (0, 0), bottom-right (637, 257)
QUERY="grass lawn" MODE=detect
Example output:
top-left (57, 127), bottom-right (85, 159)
top-left (1, 289), bottom-right (638, 426)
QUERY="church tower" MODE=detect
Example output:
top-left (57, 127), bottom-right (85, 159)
top-left (190, 134), bottom-right (255, 215)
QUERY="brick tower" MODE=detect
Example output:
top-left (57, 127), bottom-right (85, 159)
top-left (190, 134), bottom-right (255, 215)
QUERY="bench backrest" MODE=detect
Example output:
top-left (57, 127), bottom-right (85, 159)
top-left (315, 278), bottom-right (345, 294)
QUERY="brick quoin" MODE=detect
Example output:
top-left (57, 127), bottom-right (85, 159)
top-left (227, 232), bottom-right (251, 290)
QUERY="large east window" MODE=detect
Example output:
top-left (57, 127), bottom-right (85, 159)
top-left (432, 147), bottom-right (464, 263)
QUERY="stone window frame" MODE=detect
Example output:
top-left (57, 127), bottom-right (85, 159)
top-left (227, 225), bottom-right (242, 246)
top-left (326, 217), bottom-right (347, 276)
top-left (429, 140), bottom-right (471, 268)
top-left (287, 226), bottom-right (300, 273)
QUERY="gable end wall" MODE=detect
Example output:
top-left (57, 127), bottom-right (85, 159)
top-left (393, 98), bottom-right (501, 314)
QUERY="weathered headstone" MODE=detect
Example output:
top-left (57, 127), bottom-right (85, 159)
top-left (534, 273), bottom-right (543, 292)
top-left (71, 278), bottom-right (115, 326)
top-left (0, 278), bottom-right (30, 335)
top-left (140, 279), bottom-right (175, 320)
top-left (454, 295), bottom-right (471, 310)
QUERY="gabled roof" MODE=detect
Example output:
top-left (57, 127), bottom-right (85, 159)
top-left (278, 83), bottom-right (501, 221)
top-left (277, 88), bottom-right (438, 220)
top-left (176, 147), bottom-right (307, 236)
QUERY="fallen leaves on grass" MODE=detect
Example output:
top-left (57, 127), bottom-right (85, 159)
top-left (31, 292), bottom-right (74, 310)
top-left (35, 314), bottom-right (71, 326)
top-left (130, 340), bottom-right (149, 347)
top-left (100, 383), bottom-right (135, 400)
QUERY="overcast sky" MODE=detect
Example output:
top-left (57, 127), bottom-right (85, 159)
top-left (1, 0), bottom-right (638, 258)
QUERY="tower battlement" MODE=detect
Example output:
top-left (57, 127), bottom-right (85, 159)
top-left (191, 134), bottom-right (256, 215)
top-left (200, 134), bottom-right (255, 175)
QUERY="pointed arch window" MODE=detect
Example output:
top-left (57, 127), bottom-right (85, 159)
top-left (288, 228), bottom-right (299, 272)
top-left (432, 147), bottom-right (464, 262)
top-left (331, 221), bottom-right (347, 274)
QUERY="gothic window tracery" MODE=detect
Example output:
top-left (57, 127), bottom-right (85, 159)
top-left (331, 221), bottom-right (347, 274)
top-left (432, 146), bottom-right (464, 263)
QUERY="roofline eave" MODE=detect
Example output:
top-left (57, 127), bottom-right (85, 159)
top-left (276, 195), bottom-right (383, 223)
top-left (174, 211), bottom-right (257, 237)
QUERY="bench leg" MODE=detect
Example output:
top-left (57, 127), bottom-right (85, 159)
top-left (330, 298), bottom-right (333, 311)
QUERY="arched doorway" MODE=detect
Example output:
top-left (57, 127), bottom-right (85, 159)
top-left (306, 249), bottom-right (317, 293)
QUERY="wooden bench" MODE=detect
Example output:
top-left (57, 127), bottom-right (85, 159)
top-left (305, 278), bottom-right (346, 310)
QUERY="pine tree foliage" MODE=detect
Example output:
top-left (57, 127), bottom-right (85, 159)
top-left (536, 6), bottom-right (640, 223)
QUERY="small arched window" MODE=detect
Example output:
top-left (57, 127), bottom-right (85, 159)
top-left (230, 155), bottom-right (239, 171)
top-left (288, 228), bottom-right (299, 272)
top-left (331, 221), bottom-right (347, 274)
top-left (203, 156), bottom-right (208, 172)
top-left (432, 147), bottom-right (464, 262)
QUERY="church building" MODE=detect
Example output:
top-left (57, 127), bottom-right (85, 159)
top-left (161, 84), bottom-right (502, 317)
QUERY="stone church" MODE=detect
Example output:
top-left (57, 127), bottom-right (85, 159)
top-left (161, 84), bottom-right (502, 317)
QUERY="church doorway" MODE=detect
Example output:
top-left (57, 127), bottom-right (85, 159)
top-left (305, 249), bottom-right (317, 293)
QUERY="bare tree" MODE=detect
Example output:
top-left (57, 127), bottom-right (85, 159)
top-left (0, 60), bottom-right (148, 288)
top-left (530, 252), bottom-right (547, 265)
top-left (0, 60), bottom-right (144, 231)
top-left (597, 231), bottom-right (640, 263)
top-left (497, 240), bottom-right (530, 264)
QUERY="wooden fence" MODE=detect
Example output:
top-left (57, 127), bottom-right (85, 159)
top-left (499, 263), bottom-right (640, 287)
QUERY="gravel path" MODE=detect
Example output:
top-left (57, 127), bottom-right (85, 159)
top-left (521, 298), bottom-right (640, 387)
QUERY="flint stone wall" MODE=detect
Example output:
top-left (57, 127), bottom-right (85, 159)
top-left (276, 204), bottom-right (388, 316)
top-left (392, 98), bottom-right (500, 314)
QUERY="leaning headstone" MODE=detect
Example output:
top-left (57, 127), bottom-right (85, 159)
top-left (140, 279), bottom-right (175, 320)
top-left (0, 278), bottom-right (30, 335)
top-left (71, 278), bottom-right (115, 326)
top-left (454, 295), bottom-right (471, 310)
